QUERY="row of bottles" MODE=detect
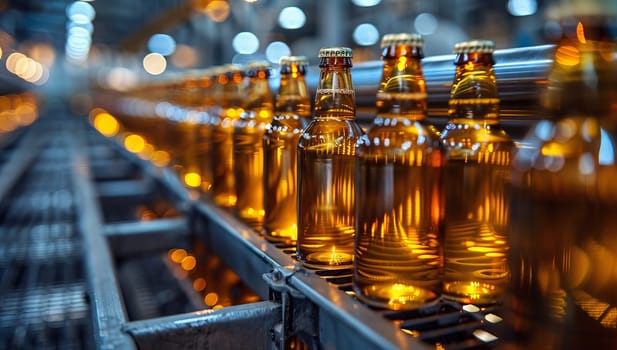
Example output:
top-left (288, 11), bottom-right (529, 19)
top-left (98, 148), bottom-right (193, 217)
top-left (92, 18), bottom-right (617, 348)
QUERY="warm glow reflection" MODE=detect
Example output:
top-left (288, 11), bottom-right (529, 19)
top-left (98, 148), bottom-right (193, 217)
top-left (180, 255), bottom-right (197, 271)
top-left (194, 0), bottom-right (230, 22)
top-left (193, 278), bottom-right (207, 292)
top-left (151, 150), bottom-right (171, 167)
top-left (93, 112), bottom-right (120, 137)
top-left (204, 292), bottom-right (219, 306)
top-left (124, 134), bottom-right (146, 153)
top-left (169, 248), bottom-right (187, 263)
top-left (555, 45), bottom-right (580, 67)
top-left (184, 172), bottom-right (202, 188)
top-left (576, 22), bottom-right (586, 44)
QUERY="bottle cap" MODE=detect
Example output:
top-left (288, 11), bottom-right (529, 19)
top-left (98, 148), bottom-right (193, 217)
top-left (318, 47), bottom-right (353, 58)
top-left (380, 33), bottom-right (423, 48)
top-left (247, 61), bottom-right (271, 70)
top-left (453, 40), bottom-right (495, 54)
top-left (279, 55), bottom-right (309, 66)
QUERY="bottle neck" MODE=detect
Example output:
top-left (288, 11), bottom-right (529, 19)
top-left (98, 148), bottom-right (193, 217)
top-left (314, 57), bottom-right (355, 120)
top-left (376, 45), bottom-right (427, 121)
top-left (448, 53), bottom-right (499, 120)
top-left (245, 76), bottom-right (273, 116)
top-left (222, 72), bottom-right (245, 109)
top-left (276, 65), bottom-right (311, 117)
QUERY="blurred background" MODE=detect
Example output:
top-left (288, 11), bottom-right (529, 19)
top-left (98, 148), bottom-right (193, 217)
top-left (0, 0), bottom-right (554, 99)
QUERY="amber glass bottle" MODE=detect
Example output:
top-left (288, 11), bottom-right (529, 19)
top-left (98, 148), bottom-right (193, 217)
top-left (297, 47), bottom-right (363, 268)
top-left (211, 65), bottom-right (246, 208)
top-left (353, 33), bottom-right (444, 310)
top-left (195, 70), bottom-right (215, 194)
top-left (441, 40), bottom-right (514, 305)
top-left (263, 56), bottom-right (311, 243)
top-left (507, 18), bottom-right (617, 349)
top-left (233, 62), bottom-right (274, 230)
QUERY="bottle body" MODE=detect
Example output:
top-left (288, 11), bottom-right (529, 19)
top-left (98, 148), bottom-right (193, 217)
top-left (355, 118), bottom-right (444, 309)
top-left (233, 65), bottom-right (273, 230)
top-left (441, 43), bottom-right (514, 305)
top-left (506, 29), bottom-right (617, 348)
top-left (264, 58), bottom-right (311, 243)
top-left (211, 68), bottom-right (245, 208)
top-left (297, 117), bottom-right (362, 267)
top-left (442, 123), bottom-right (512, 304)
top-left (353, 35), bottom-right (444, 310)
top-left (297, 48), bottom-right (362, 268)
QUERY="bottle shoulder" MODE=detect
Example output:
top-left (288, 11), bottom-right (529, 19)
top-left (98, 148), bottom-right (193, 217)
top-left (298, 118), bottom-right (364, 149)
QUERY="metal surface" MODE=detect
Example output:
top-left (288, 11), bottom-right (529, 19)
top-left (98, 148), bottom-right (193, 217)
top-left (125, 301), bottom-right (282, 350)
top-left (0, 121), bottom-right (94, 350)
top-left (104, 217), bottom-right (190, 258)
top-left (71, 123), bottom-right (137, 349)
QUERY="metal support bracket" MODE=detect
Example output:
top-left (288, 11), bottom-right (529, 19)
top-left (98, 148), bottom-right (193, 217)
top-left (264, 266), bottom-right (320, 350)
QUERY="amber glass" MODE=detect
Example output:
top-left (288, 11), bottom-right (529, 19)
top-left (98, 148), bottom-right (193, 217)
top-left (507, 20), bottom-right (617, 349)
top-left (211, 66), bottom-right (245, 208)
top-left (441, 43), bottom-right (514, 305)
top-left (297, 48), bottom-right (363, 268)
top-left (233, 64), bottom-right (274, 230)
top-left (263, 57), bottom-right (311, 243)
top-left (354, 37), bottom-right (444, 310)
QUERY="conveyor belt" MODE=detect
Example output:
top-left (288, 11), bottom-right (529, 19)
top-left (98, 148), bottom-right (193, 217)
top-left (0, 121), bottom-right (94, 350)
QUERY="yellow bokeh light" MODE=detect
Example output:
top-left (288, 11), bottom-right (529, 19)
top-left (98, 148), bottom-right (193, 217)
top-left (143, 53), bottom-right (167, 75)
top-left (181, 255), bottom-right (197, 271)
top-left (204, 292), bottom-right (219, 306)
top-left (184, 172), bottom-right (202, 188)
top-left (195, 0), bottom-right (230, 22)
top-left (93, 112), bottom-right (120, 137)
top-left (124, 134), bottom-right (146, 153)
top-left (169, 248), bottom-right (188, 263)
top-left (193, 278), bottom-right (207, 292)
top-left (151, 150), bottom-right (170, 167)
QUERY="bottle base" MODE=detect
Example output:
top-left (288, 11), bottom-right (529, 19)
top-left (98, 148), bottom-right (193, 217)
top-left (442, 280), bottom-right (503, 305)
top-left (297, 251), bottom-right (353, 270)
top-left (353, 283), bottom-right (440, 311)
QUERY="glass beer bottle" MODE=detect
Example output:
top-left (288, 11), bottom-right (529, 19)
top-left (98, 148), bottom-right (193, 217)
top-left (195, 69), bottom-right (216, 194)
top-left (507, 17), bottom-right (617, 349)
top-left (211, 65), bottom-right (246, 209)
top-left (233, 62), bottom-right (274, 230)
top-left (297, 47), bottom-right (363, 268)
top-left (354, 33), bottom-right (444, 310)
top-left (441, 40), bottom-right (514, 305)
top-left (263, 56), bottom-right (311, 243)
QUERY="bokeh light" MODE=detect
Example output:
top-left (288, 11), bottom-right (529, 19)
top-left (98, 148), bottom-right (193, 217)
top-left (143, 53), bottom-right (167, 75)
top-left (124, 134), bottom-right (146, 153)
top-left (93, 111), bottom-right (120, 137)
top-left (232, 32), bottom-right (259, 54)
top-left (353, 23), bottom-right (380, 46)
top-left (415, 13), bottom-right (438, 35)
top-left (148, 33), bottom-right (176, 56)
top-left (265, 41), bottom-right (291, 64)
top-left (278, 7), bottom-right (306, 29)
top-left (171, 44), bottom-right (198, 68)
top-left (508, 0), bottom-right (537, 16)
top-left (352, 0), bottom-right (382, 7)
